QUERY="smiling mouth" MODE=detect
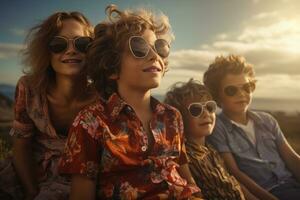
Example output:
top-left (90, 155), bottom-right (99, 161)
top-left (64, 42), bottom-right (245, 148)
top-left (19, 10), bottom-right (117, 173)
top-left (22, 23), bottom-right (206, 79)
top-left (199, 122), bottom-right (212, 126)
top-left (142, 66), bottom-right (161, 72)
top-left (62, 59), bottom-right (82, 63)
top-left (236, 100), bottom-right (248, 104)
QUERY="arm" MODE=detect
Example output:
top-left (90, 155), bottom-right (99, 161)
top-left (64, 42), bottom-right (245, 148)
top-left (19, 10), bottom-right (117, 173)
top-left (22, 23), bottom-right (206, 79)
top-left (11, 78), bottom-right (39, 199)
top-left (240, 183), bottom-right (260, 200)
top-left (178, 164), bottom-right (205, 199)
top-left (70, 175), bottom-right (96, 200)
top-left (58, 110), bottom-right (101, 200)
top-left (278, 139), bottom-right (300, 181)
top-left (221, 152), bottom-right (278, 200)
top-left (12, 137), bottom-right (39, 200)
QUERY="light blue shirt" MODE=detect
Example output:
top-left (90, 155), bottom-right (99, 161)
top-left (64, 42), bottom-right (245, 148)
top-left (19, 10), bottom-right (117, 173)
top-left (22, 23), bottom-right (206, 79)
top-left (208, 110), bottom-right (293, 190)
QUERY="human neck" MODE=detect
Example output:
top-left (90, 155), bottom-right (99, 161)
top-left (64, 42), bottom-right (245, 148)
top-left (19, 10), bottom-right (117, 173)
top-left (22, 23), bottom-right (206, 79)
top-left (188, 135), bottom-right (206, 146)
top-left (118, 85), bottom-right (152, 113)
top-left (224, 110), bottom-right (248, 125)
top-left (49, 74), bottom-right (88, 104)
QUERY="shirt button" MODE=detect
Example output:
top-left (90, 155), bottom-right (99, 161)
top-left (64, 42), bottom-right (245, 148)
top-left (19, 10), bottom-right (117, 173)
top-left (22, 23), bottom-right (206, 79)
top-left (141, 146), bottom-right (147, 152)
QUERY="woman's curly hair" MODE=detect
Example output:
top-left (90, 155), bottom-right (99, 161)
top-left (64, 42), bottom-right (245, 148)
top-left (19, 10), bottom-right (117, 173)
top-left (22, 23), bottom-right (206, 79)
top-left (87, 4), bottom-right (174, 99)
top-left (22, 11), bottom-right (93, 93)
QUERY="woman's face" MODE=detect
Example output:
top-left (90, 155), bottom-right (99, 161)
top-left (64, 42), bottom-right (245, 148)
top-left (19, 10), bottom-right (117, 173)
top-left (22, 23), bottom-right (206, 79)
top-left (116, 29), bottom-right (167, 93)
top-left (50, 19), bottom-right (89, 78)
top-left (218, 73), bottom-right (254, 115)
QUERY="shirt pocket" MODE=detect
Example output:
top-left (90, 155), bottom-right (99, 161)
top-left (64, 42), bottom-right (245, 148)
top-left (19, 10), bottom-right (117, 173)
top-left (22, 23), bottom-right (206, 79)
top-left (261, 133), bottom-right (277, 151)
top-left (228, 137), bottom-right (251, 154)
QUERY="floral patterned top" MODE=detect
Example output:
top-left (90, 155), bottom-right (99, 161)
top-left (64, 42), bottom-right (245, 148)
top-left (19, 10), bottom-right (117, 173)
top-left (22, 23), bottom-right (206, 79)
top-left (58, 93), bottom-right (200, 199)
top-left (10, 76), bottom-right (69, 181)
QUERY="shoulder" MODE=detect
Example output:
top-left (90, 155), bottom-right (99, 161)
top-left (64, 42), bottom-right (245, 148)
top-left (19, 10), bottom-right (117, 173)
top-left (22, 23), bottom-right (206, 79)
top-left (163, 103), bottom-right (181, 115)
top-left (16, 76), bottom-right (31, 90)
top-left (249, 110), bottom-right (278, 125)
top-left (75, 99), bottom-right (105, 123)
top-left (152, 96), bottom-right (182, 119)
top-left (14, 75), bottom-right (38, 102)
top-left (214, 113), bottom-right (229, 129)
top-left (71, 99), bottom-right (106, 138)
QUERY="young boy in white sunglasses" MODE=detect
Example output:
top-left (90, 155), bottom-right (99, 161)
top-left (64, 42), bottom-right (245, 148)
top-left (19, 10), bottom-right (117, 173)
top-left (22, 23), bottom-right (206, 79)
top-left (58, 4), bottom-right (202, 200)
top-left (164, 79), bottom-right (259, 200)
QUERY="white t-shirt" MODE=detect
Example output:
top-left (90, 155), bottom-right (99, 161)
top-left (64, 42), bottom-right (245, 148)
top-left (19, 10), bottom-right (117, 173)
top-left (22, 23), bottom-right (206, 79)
top-left (232, 118), bottom-right (256, 145)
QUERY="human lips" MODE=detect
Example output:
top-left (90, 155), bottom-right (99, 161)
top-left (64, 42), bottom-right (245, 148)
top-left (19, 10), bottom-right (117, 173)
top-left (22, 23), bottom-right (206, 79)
top-left (198, 120), bottom-right (213, 126)
top-left (61, 58), bottom-right (82, 63)
top-left (235, 99), bottom-right (248, 104)
top-left (142, 66), bottom-right (162, 72)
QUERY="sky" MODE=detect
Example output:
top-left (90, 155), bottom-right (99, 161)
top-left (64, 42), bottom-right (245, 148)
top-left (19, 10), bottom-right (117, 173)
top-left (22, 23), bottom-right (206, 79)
top-left (1, 0), bottom-right (300, 99)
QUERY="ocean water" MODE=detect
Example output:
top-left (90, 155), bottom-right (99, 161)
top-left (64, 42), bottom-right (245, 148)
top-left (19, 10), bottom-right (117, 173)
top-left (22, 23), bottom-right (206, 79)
top-left (0, 85), bottom-right (299, 113)
top-left (154, 94), bottom-right (300, 113)
top-left (251, 98), bottom-right (300, 113)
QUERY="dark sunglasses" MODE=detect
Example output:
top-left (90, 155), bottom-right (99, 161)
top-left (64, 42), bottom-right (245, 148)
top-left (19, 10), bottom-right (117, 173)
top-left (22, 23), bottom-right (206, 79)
top-left (188, 101), bottom-right (217, 118)
top-left (224, 81), bottom-right (256, 97)
top-left (129, 36), bottom-right (170, 59)
top-left (48, 36), bottom-right (92, 54)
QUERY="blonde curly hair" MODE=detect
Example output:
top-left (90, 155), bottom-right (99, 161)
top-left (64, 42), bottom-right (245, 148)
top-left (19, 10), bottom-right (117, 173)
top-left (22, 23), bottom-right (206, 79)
top-left (203, 55), bottom-right (255, 105)
top-left (87, 4), bottom-right (174, 99)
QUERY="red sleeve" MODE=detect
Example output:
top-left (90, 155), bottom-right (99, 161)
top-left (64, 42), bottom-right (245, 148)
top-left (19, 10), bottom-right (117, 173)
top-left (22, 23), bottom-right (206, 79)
top-left (10, 77), bottom-right (35, 138)
top-left (58, 111), bottom-right (101, 180)
top-left (176, 111), bottom-right (189, 165)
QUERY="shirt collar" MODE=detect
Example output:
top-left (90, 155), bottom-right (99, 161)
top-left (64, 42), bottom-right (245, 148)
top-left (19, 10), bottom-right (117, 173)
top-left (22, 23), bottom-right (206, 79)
top-left (219, 110), bottom-right (264, 132)
top-left (106, 93), bottom-right (166, 121)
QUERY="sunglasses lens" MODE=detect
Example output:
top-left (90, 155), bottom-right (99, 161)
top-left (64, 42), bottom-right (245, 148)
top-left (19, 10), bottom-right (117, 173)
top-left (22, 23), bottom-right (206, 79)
top-left (205, 101), bottom-right (217, 113)
top-left (130, 37), bottom-right (149, 58)
top-left (189, 104), bottom-right (203, 117)
top-left (75, 37), bottom-right (92, 53)
top-left (243, 82), bottom-right (255, 93)
top-left (224, 85), bottom-right (238, 96)
top-left (155, 39), bottom-right (170, 58)
top-left (49, 37), bottom-right (67, 53)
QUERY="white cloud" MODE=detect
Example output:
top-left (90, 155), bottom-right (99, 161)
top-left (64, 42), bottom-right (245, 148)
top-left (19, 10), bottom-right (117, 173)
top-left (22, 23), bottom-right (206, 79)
top-left (254, 74), bottom-right (300, 99)
top-left (153, 10), bottom-right (300, 99)
top-left (0, 43), bottom-right (23, 60)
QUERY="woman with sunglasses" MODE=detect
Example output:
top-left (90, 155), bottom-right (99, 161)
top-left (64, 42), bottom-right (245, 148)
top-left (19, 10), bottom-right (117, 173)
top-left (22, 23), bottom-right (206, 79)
top-left (164, 79), bottom-right (259, 200)
top-left (203, 55), bottom-right (300, 200)
top-left (58, 4), bottom-right (201, 200)
top-left (0, 11), bottom-right (97, 200)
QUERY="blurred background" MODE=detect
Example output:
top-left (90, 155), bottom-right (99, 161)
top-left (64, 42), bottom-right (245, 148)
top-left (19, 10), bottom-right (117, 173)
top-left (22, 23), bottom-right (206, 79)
top-left (1, 0), bottom-right (300, 157)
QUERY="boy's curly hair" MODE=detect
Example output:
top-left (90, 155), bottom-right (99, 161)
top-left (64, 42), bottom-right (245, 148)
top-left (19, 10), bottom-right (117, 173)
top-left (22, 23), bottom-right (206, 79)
top-left (87, 4), bottom-right (174, 99)
top-left (203, 55), bottom-right (255, 105)
top-left (164, 79), bottom-right (212, 129)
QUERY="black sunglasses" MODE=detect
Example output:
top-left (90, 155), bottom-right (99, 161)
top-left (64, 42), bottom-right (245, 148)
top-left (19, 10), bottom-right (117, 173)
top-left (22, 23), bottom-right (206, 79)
top-left (188, 101), bottom-right (217, 118)
top-left (224, 82), bottom-right (256, 97)
top-left (48, 36), bottom-right (92, 54)
top-left (129, 36), bottom-right (170, 59)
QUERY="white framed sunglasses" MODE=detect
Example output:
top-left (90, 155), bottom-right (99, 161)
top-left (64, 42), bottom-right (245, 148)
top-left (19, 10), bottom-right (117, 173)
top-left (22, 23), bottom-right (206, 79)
top-left (187, 100), bottom-right (217, 118)
top-left (128, 36), bottom-right (170, 59)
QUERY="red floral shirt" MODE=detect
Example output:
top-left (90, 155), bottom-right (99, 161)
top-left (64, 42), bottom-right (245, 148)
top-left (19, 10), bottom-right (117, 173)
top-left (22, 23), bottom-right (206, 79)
top-left (58, 93), bottom-right (199, 199)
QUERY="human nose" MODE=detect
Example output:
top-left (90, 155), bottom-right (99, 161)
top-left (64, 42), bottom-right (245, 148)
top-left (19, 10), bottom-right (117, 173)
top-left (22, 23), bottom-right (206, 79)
top-left (147, 46), bottom-right (159, 61)
top-left (201, 107), bottom-right (210, 117)
top-left (237, 87), bottom-right (248, 96)
top-left (65, 39), bottom-right (76, 54)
